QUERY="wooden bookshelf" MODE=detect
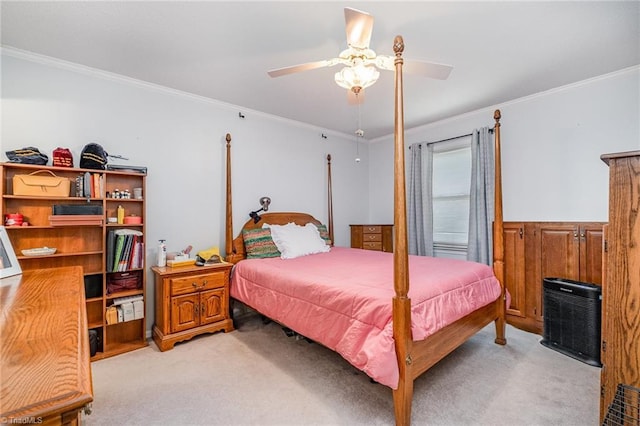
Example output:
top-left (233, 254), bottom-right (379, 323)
top-left (1, 162), bottom-right (148, 360)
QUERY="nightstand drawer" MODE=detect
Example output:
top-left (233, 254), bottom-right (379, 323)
top-left (363, 225), bottom-right (382, 234)
top-left (363, 242), bottom-right (382, 250)
top-left (170, 272), bottom-right (226, 296)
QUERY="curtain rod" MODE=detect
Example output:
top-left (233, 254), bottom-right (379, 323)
top-left (409, 127), bottom-right (494, 149)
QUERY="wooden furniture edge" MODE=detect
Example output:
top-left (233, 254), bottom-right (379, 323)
top-left (152, 319), bottom-right (234, 352)
top-left (0, 267), bottom-right (93, 424)
top-left (410, 300), bottom-right (502, 379)
top-left (600, 150), bottom-right (640, 165)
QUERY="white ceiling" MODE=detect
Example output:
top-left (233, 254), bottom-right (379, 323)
top-left (1, 1), bottom-right (639, 140)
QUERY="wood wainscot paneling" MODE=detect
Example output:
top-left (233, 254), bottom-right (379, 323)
top-left (503, 221), bottom-right (605, 334)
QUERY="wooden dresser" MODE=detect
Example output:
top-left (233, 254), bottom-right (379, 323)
top-left (350, 224), bottom-right (393, 252)
top-left (599, 151), bottom-right (640, 422)
top-left (152, 262), bottom-right (234, 351)
top-left (0, 267), bottom-right (93, 425)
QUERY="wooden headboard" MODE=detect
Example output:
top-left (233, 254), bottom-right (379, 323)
top-left (225, 212), bottom-right (322, 264)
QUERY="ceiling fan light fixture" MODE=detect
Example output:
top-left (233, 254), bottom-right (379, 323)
top-left (334, 64), bottom-right (379, 91)
top-left (338, 47), bottom-right (377, 61)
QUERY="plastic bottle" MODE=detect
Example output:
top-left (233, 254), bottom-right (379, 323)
top-left (117, 205), bottom-right (125, 224)
top-left (157, 240), bottom-right (167, 267)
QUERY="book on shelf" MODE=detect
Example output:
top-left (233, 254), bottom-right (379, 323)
top-left (75, 175), bottom-right (83, 197)
top-left (121, 302), bottom-right (135, 322)
top-left (133, 299), bottom-right (144, 319)
top-left (106, 306), bottom-right (118, 325)
top-left (76, 172), bottom-right (105, 198)
top-left (109, 229), bottom-right (143, 272)
top-left (118, 235), bottom-right (132, 271)
top-left (106, 230), bottom-right (116, 271)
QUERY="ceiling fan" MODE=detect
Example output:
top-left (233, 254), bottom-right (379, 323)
top-left (267, 7), bottom-right (453, 104)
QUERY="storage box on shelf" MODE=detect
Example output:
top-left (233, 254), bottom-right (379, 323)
top-left (1, 162), bottom-right (147, 360)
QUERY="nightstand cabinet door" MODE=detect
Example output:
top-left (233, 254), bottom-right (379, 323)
top-left (171, 293), bottom-right (199, 333)
top-left (201, 288), bottom-right (226, 325)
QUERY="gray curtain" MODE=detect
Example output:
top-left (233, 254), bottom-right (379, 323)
top-left (408, 143), bottom-right (434, 256)
top-left (467, 127), bottom-right (495, 265)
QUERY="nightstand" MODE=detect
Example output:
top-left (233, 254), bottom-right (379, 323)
top-left (152, 262), bottom-right (234, 351)
top-left (350, 224), bottom-right (393, 252)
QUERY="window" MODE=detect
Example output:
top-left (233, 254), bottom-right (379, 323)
top-left (432, 137), bottom-right (471, 258)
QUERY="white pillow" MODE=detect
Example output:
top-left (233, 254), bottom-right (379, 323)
top-left (265, 222), bottom-right (330, 259)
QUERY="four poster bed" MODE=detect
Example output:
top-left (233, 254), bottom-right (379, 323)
top-left (224, 36), bottom-right (506, 425)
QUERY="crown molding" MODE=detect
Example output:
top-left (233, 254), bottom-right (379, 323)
top-left (1, 46), bottom-right (355, 141)
top-left (369, 64), bottom-right (640, 144)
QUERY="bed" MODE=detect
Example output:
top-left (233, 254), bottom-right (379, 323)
top-left (223, 36), bottom-right (506, 425)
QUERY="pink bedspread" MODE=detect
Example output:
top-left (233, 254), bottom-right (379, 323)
top-left (230, 247), bottom-right (502, 389)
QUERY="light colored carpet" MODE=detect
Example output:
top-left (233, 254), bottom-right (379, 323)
top-left (86, 315), bottom-right (600, 425)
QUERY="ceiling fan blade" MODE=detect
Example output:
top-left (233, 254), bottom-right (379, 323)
top-left (375, 55), bottom-right (453, 80)
top-left (345, 7), bottom-right (374, 49)
top-left (347, 89), bottom-right (365, 105)
top-left (404, 60), bottom-right (453, 80)
top-left (267, 60), bottom-right (332, 78)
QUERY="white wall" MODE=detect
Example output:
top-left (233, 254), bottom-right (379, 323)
top-left (1, 51), bottom-right (369, 332)
top-left (368, 66), bottom-right (640, 224)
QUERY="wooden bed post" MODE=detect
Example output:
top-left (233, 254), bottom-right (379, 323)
top-left (225, 133), bottom-right (233, 261)
top-left (327, 154), bottom-right (334, 246)
top-left (391, 35), bottom-right (414, 426)
top-left (492, 111), bottom-right (507, 345)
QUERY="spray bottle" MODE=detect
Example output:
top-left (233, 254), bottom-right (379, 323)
top-left (157, 239), bottom-right (167, 267)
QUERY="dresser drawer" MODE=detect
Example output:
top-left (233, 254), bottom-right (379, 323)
top-left (362, 225), bottom-right (382, 234)
top-left (363, 242), bottom-right (383, 251)
top-left (170, 272), bottom-right (226, 296)
top-left (362, 233), bottom-right (382, 242)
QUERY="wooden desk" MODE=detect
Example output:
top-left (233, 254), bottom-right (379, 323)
top-left (0, 267), bottom-right (93, 425)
